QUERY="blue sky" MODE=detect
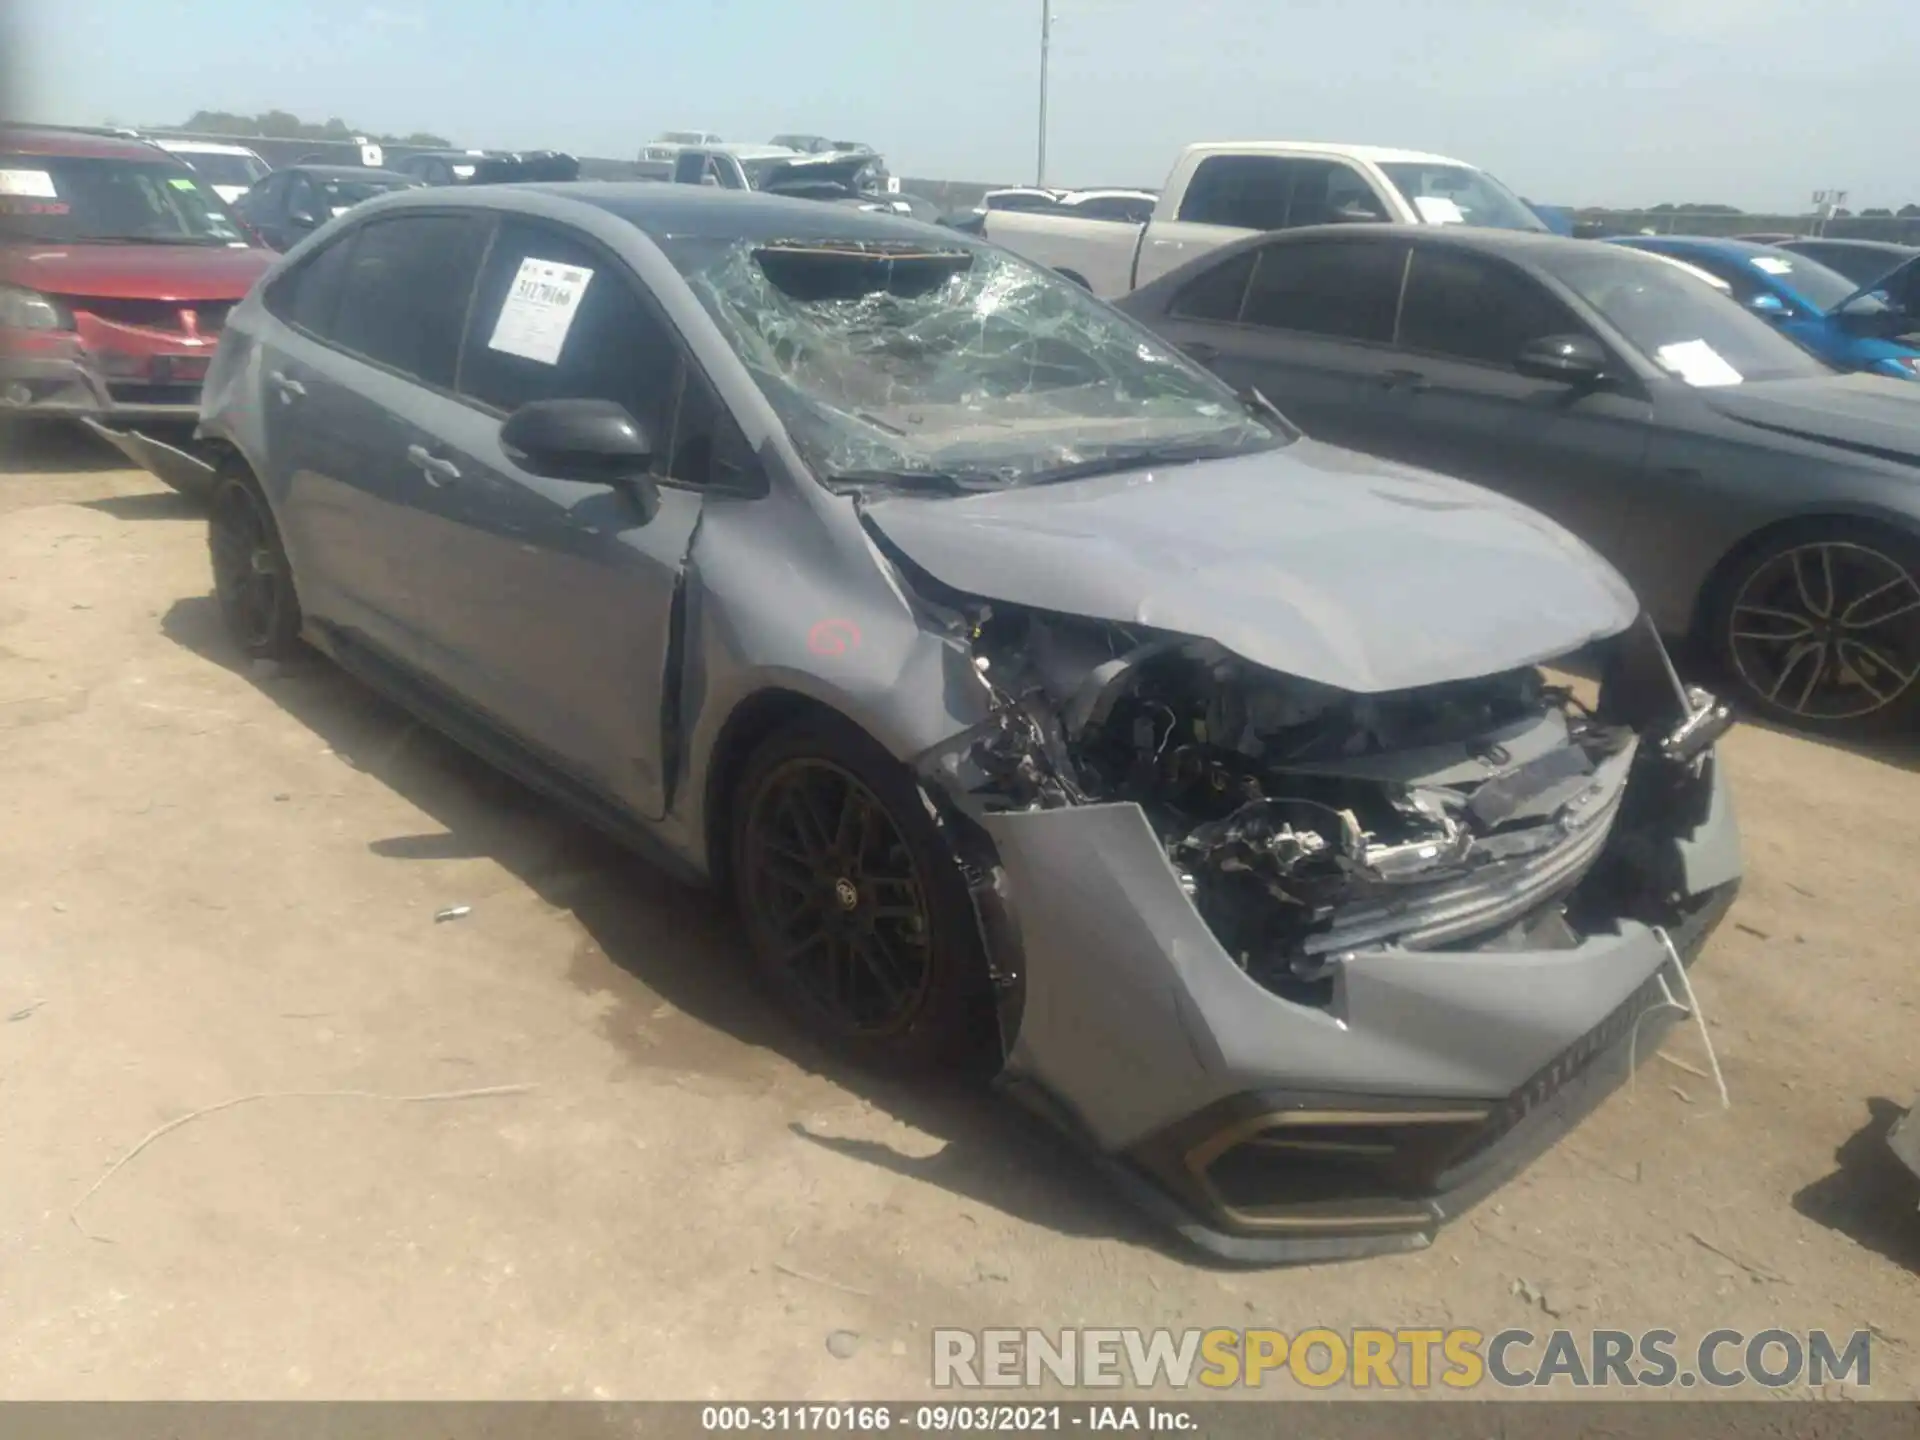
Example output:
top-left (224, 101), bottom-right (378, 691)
top-left (9, 0), bottom-right (1918, 210)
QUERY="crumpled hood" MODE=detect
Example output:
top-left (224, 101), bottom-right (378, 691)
top-left (1702, 374), bottom-right (1920, 462)
top-left (0, 241), bottom-right (273, 302)
top-left (760, 153), bottom-right (874, 193)
top-left (862, 439), bottom-right (1640, 694)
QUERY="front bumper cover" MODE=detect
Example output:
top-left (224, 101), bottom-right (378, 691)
top-left (1, 346), bottom-right (209, 422)
top-left (979, 746), bottom-right (1743, 1264)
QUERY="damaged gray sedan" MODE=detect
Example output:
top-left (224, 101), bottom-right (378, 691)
top-left (190, 184), bottom-right (1743, 1262)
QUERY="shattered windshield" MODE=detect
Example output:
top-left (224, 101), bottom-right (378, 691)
top-left (661, 236), bottom-right (1284, 487)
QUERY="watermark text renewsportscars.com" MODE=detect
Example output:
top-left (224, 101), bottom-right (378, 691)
top-left (932, 1327), bottom-right (1873, 1391)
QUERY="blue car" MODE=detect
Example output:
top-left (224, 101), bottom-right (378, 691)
top-left (1607, 235), bottom-right (1920, 381)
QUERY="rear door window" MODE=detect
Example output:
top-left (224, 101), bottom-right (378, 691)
top-left (1240, 238), bottom-right (1408, 342)
top-left (1178, 155), bottom-right (1296, 231)
top-left (1168, 247), bottom-right (1258, 323)
top-left (268, 230), bottom-right (360, 336)
top-left (325, 212), bottom-right (490, 388)
top-left (1396, 247), bottom-right (1584, 366)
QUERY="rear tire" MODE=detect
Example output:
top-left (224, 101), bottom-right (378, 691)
top-left (208, 463), bottom-right (304, 663)
top-left (730, 710), bottom-right (996, 1072)
top-left (1706, 518), bottom-right (1920, 736)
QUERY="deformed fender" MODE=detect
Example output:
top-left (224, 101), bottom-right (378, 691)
top-left (665, 481), bottom-right (994, 871)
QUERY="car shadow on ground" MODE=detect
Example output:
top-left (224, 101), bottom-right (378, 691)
top-left (158, 593), bottom-right (1174, 1260)
top-left (1791, 1097), bottom-right (1920, 1274)
top-left (80, 490), bottom-right (202, 521)
top-left (1739, 714), bottom-right (1920, 775)
top-left (0, 420), bottom-right (128, 475)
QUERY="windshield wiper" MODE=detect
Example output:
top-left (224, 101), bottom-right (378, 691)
top-left (1023, 430), bottom-right (1289, 488)
top-left (824, 468), bottom-right (1012, 495)
top-left (1241, 386), bottom-right (1302, 438)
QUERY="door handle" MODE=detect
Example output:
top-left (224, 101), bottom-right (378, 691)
top-left (1379, 368), bottom-right (1430, 392)
top-left (405, 444), bottom-right (461, 486)
top-left (1180, 340), bottom-right (1219, 363)
top-left (267, 370), bottom-right (305, 400)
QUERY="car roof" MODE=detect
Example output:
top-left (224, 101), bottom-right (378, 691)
top-left (156, 139), bottom-right (260, 157)
top-left (1784, 236), bottom-right (1920, 254)
top-left (290, 165), bottom-right (416, 182)
top-left (385, 181), bottom-right (945, 245)
top-left (1141, 223), bottom-right (1688, 288)
top-left (1185, 140), bottom-right (1477, 168)
top-left (0, 125), bottom-right (169, 161)
top-left (1247, 222), bottom-right (1589, 255)
top-left (1616, 235), bottom-right (1783, 259)
top-left (688, 144), bottom-right (803, 161)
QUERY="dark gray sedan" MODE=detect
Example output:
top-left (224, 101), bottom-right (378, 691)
top-left (182, 185), bottom-right (1739, 1261)
top-left (1118, 225), bottom-right (1920, 735)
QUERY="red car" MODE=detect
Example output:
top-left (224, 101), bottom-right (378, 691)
top-left (1, 124), bottom-right (274, 480)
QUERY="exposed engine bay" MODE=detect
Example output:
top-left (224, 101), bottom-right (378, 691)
top-left (918, 604), bottom-right (1730, 1006)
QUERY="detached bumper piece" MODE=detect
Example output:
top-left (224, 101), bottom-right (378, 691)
top-left (77, 419), bottom-right (219, 499)
top-left (1117, 884), bottom-right (1736, 1263)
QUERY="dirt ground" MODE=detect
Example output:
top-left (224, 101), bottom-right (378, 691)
top-left (1, 424), bottom-right (1915, 1402)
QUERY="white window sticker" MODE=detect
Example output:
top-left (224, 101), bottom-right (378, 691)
top-left (1413, 195), bottom-right (1465, 225)
top-left (0, 169), bottom-right (58, 198)
top-left (451, 164), bottom-right (476, 178)
top-left (1751, 256), bottom-right (1793, 275)
top-left (1655, 338), bottom-right (1744, 388)
top-left (487, 257), bottom-right (595, 365)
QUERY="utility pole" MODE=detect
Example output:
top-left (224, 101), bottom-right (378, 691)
top-left (1036, 2), bottom-right (1052, 188)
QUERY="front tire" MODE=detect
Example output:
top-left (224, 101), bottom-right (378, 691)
top-left (1708, 519), bottom-right (1920, 735)
top-left (730, 711), bottom-right (995, 1071)
top-left (209, 464), bottom-right (303, 662)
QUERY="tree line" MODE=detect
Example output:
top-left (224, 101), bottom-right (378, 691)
top-left (172, 109), bottom-right (451, 148)
top-left (1643, 201), bottom-right (1920, 218)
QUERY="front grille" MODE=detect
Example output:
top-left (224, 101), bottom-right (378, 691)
top-left (71, 297), bottom-right (232, 335)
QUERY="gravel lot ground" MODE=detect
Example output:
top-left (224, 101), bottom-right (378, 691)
top-left (2, 425), bottom-right (1916, 1401)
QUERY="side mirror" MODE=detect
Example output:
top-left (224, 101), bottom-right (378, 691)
top-left (1516, 333), bottom-right (1609, 385)
top-left (287, 206), bottom-right (320, 229)
top-left (499, 399), bottom-right (660, 519)
top-left (1331, 202), bottom-right (1386, 224)
top-left (1746, 292), bottom-right (1789, 319)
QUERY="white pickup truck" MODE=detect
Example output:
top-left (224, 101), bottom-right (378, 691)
top-left (983, 141), bottom-right (1548, 299)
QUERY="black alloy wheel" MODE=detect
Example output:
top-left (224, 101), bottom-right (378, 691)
top-left (1719, 525), bottom-right (1920, 732)
top-left (731, 713), bottom-right (996, 1070)
top-left (209, 469), bottom-right (302, 660)
top-left (742, 757), bottom-right (934, 1036)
